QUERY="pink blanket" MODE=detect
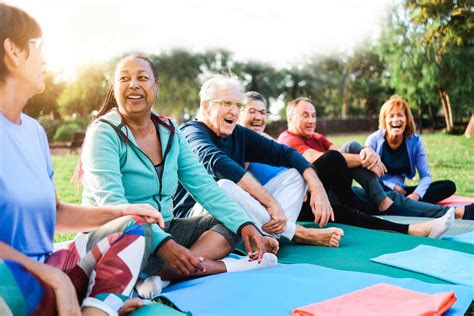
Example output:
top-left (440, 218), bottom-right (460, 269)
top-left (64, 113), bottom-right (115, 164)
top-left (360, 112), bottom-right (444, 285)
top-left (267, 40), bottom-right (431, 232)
top-left (438, 195), bottom-right (474, 206)
top-left (292, 283), bottom-right (456, 316)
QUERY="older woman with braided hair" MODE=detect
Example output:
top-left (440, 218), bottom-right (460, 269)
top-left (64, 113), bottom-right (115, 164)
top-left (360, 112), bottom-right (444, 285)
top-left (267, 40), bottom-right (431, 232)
top-left (76, 54), bottom-right (276, 299)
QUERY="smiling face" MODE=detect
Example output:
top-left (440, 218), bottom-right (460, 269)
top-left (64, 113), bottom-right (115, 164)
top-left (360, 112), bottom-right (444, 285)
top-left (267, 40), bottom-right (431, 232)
top-left (384, 106), bottom-right (407, 137)
top-left (289, 100), bottom-right (317, 138)
top-left (114, 57), bottom-right (158, 119)
top-left (239, 99), bottom-right (267, 133)
top-left (201, 85), bottom-right (243, 138)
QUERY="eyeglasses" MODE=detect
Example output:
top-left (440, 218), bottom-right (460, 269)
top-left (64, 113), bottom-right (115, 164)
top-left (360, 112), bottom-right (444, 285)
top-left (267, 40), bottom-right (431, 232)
top-left (28, 38), bottom-right (44, 55)
top-left (246, 108), bottom-right (267, 116)
top-left (209, 99), bottom-right (243, 109)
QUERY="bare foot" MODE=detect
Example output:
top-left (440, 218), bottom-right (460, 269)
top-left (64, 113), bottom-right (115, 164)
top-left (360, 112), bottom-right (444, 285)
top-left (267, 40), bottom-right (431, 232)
top-left (293, 225), bottom-right (344, 247)
top-left (262, 236), bottom-right (279, 254)
top-left (408, 208), bottom-right (455, 238)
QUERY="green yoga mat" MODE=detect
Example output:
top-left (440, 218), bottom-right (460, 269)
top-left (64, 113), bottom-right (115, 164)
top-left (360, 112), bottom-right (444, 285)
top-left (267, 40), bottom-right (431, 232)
top-left (130, 301), bottom-right (188, 316)
top-left (277, 223), bottom-right (474, 285)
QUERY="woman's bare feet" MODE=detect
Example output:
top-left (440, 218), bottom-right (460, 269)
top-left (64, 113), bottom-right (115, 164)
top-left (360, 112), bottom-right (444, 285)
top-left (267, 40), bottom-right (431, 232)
top-left (262, 236), bottom-right (279, 254)
top-left (293, 225), bottom-right (344, 247)
top-left (408, 208), bottom-right (455, 238)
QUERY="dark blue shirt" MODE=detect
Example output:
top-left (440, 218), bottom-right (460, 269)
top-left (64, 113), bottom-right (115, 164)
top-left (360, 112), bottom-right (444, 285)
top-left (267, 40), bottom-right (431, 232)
top-left (381, 141), bottom-right (411, 176)
top-left (173, 121), bottom-right (311, 216)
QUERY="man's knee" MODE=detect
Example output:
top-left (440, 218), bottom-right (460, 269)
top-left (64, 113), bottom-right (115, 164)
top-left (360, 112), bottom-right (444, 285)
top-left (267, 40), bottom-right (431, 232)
top-left (285, 168), bottom-right (306, 188)
top-left (210, 223), bottom-right (240, 249)
top-left (317, 150), bottom-right (346, 168)
top-left (217, 179), bottom-right (237, 192)
top-left (340, 141), bottom-right (362, 154)
top-left (445, 180), bottom-right (456, 195)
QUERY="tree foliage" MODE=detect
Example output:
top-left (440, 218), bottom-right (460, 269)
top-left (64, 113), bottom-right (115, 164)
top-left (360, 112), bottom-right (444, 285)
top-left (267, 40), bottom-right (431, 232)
top-left (28, 2), bottom-right (471, 130)
top-left (57, 62), bottom-right (111, 119)
top-left (24, 71), bottom-right (64, 118)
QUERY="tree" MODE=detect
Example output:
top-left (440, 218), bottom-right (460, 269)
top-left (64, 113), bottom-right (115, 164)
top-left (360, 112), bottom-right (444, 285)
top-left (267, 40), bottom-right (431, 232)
top-left (239, 61), bottom-right (285, 103)
top-left (58, 62), bottom-right (111, 119)
top-left (345, 43), bottom-right (394, 117)
top-left (305, 55), bottom-right (348, 117)
top-left (405, 0), bottom-right (474, 131)
top-left (376, 4), bottom-right (438, 118)
top-left (151, 50), bottom-right (202, 118)
top-left (24, 71), bottom-right (64, 118)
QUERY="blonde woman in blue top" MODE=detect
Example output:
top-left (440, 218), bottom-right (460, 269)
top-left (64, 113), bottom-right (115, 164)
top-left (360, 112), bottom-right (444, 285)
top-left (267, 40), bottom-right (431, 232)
top-left (366, 96), bottom-right (456, 205)
top-left (77, 55), bottom-right (276, 291)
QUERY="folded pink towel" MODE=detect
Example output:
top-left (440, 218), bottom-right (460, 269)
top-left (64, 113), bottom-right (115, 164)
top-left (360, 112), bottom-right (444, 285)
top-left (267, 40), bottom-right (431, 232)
top-left (292, 283), bottom-right (456, 316)
top-left (438, 195), bottom-right (474, 206)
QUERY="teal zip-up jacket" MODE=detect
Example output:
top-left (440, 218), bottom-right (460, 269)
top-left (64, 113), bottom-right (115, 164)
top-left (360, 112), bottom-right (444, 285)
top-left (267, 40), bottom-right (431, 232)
top-left (81, 109), bottom-right (253, 249)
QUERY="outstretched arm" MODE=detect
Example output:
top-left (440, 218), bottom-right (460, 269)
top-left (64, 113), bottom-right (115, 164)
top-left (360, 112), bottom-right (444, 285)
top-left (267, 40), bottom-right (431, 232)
top-left (55, 198), bottom-right (164, 233)
top-left (302, 167), bottom-right (334, 226)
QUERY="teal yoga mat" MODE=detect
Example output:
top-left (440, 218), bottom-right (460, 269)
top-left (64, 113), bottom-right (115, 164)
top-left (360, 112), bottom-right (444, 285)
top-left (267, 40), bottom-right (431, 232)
top-left (276, 223), bottom-right (474, 284)
top-left (130, 301), bottom-right (188, 316)
top-left (371, 245), bottom-right (474, 287)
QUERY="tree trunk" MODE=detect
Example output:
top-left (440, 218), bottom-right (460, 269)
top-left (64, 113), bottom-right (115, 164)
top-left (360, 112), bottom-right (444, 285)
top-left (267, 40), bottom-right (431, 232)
top-left (418, 105), bottom-right (423, 134)
top-left (428, 104), bottom-right (435, 131)
top-left (438, 88), bottom-right (453, 132)
top-left (341, 94), bottom-right (348, 119)
top-left (340, 71), bottom-right (348, 119)
top-left (465, 115), bottom-right (474, 138)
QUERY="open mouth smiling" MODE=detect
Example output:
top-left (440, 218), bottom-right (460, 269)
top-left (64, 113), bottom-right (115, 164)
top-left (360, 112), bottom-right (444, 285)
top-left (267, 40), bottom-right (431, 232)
top-left (126, 93), bottom-right (145, 100)
top-left (250, 121), bottom-right (263, 127)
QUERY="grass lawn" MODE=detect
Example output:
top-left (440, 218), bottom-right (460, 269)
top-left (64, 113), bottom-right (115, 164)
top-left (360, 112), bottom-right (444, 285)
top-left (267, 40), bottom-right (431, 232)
top-left (52, 132), bottom-right (473, 240)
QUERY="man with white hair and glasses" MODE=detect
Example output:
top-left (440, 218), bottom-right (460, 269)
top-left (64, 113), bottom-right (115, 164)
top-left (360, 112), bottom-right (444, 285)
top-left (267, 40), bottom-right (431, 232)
top-left (173, 75), bottom-right (344, 248)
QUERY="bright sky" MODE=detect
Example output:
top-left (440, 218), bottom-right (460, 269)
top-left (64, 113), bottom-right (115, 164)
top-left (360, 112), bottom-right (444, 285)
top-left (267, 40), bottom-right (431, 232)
top-left (12, 0), bottom-right (394, 77)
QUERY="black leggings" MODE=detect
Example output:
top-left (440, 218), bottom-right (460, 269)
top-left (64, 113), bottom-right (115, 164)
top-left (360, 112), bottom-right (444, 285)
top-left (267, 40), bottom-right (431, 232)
top-left (300, 150), bottom-right (409, 234)
top-left (405, 180), bottom-right (456, 204)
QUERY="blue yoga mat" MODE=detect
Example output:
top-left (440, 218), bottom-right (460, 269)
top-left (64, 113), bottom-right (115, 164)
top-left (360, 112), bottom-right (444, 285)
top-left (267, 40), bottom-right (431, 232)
top-left (160, 264), bottom-right (473, 316)
top-left (371, 245), bottom-right (474, 288)
top-left (442, 231), bottom-right (474, 245)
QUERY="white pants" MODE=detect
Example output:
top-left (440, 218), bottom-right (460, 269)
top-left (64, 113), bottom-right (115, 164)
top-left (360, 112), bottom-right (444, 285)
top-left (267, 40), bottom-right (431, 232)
top-left (190, 168), bottom-right (306, 240)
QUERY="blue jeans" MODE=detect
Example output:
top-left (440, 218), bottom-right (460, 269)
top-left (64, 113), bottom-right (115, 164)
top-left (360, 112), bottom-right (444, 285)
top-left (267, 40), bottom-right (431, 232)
top-left (340, 141), bottom-right (450, 218)
top-left (352, 186), bottom-right (450, 218)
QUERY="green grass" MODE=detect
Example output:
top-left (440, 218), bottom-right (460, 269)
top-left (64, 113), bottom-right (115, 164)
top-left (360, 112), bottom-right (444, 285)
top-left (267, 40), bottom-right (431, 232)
top-left (52, 154), bottom-right (80, 241)
top-left (52, 132), bottom-right (473, 241)
top-left (52, 154), bottom-right (81, 204)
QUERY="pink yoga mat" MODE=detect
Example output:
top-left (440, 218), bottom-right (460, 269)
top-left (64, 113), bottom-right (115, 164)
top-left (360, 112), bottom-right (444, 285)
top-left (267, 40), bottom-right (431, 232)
top-left (438, 195), bottom-right (474, 206)
top-left (292, 283), bottom-right (456, 316)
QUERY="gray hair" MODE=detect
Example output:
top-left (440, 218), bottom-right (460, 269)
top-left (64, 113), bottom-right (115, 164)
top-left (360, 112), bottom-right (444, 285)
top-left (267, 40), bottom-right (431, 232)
top-left (243, 91), bottom-right (267, 109)
top-left (197, 74), bottom-right (244, 119)
top-left (286, 97), bottom-right (315, 124)
top-left (199, 74), bottom-right (244, 103)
